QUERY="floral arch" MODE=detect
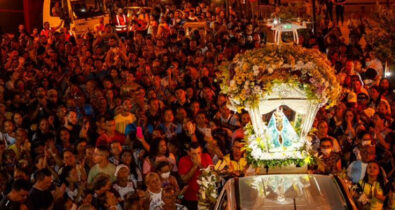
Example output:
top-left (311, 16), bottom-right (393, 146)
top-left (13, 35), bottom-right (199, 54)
top-left (218, 45), bottom-right (341, 167)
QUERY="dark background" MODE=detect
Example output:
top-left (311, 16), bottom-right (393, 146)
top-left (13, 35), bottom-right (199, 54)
top-left (0, 0), bottom-right (43, 34)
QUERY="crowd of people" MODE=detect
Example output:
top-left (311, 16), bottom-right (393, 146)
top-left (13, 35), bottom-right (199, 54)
top-left (0, 0), bottom-right (394, 209)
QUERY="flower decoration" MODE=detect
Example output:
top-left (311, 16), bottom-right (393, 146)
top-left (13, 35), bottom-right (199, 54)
top-left (197, 167), bottom-right (220, 210)
top-left (218, 45), bottom-right (337, 168)
top-left (218, 45), bottom-right (341, 112)
top-left (242, 123), bottom-right (315, 168)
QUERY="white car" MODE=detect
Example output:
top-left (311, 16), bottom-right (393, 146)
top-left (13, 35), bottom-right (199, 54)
top-left (215, 174), bottom-right (357, 210)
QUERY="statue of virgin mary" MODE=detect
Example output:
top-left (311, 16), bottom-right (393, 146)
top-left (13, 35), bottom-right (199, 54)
top-left (266, 108), bottom-right (299, 150)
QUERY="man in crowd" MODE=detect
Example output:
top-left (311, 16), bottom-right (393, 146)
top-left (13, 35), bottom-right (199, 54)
top-left (88, 146), bottom-right (116, 183)
top-left (28, 168), bottom-right (65, 209)
top-left (178, 143), bottom-right (212, 210)
top-left (0, 179), bottom-right (30, 209)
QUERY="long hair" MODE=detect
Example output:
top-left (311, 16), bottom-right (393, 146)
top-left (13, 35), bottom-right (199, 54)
top-left (149, 138), bottom-right (169, 158)
top-left (362, 161), bottom-right (386, 192)
top-left (120, 149), bottom-right (140, 180)
top-left (370, 86), bottom-right (382, 108)
top-left (59, 165), bottom-right (74, 187)
top-left (341, 109), bottom-right (357, 132)
top-left (379, 78), bottom-right (393, 94)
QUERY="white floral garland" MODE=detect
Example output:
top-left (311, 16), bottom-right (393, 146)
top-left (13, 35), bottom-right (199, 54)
top-left (197, 167), bottom-right (220, 210)
top-left (247, 134), bottom-right (309, 161)
top-left (243, 124), bottom-right (314, 167)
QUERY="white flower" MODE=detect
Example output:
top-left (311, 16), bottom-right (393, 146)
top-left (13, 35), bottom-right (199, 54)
top-left (305, 62), bottom-right (314, 69)
top-left (295, 151), bottom-right (303, 159)
top-left (253, 65), bottom-right (260, 76)
top-left (202, 181), bottom-right (208, 188)
top-left (251, 147), bottom-right (263, 159)
top-left (244, 81), bottom-right (250, 89)
top-left (229, 80), bottom-right (236, 90)
top-left (208, 176), bottom-right (213, 183)
top-left (253, 86), bottom-right (261, 94)
top-left (210, 192), bottom-right (217, 198)
top-left (249, 140), bottom-right (259, 149)
top-left (260, 153), bottom-right (272, 160)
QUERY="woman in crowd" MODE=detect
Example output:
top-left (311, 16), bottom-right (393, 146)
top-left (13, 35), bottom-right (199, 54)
top-left (317, 138), bottom-right (342, 174)
top-left (156, 161), bottom-right (180, 194)
top-left (355, 161), bottom-right (387, 210)
top-left (120, 149), bottom-right (143, 188)
top-left (59, 165), bottom-right (84, 203)
top-left (112, 164), bottom-right (137, 201)
top-left (143, 138), bottom-right (176, 175)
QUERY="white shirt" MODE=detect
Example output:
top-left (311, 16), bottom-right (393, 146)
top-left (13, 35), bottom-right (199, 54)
top-left (149, 189), bottom-right (163, 210)
top-left (197, 126), bottom-right (212, 139)
top-left (66, 187), bottom-right (78, 201)
top-left (113, 182), bottom-right (136, 200)
top-left (0, 132), bottom-right (15, 147)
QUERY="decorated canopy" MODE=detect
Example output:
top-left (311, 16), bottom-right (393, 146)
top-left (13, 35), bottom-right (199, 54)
top-left (218, 45), bottom-right (341, 167)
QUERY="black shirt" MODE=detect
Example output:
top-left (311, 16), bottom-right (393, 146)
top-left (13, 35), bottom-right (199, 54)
top-left (28, 187), bottom-right (53, 210)
top-left (0, 196), bottom-right (20, 210)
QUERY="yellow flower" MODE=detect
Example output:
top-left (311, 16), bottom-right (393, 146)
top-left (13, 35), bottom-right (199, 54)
top-left (252, 58), bottom-right (259, 65)
top-left (242, 63), bottom-right (249, 71)
top-left (218, 45), bottom-right (340, 112)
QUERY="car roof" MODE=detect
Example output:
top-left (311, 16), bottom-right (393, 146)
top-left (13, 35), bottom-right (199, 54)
top-left (227, 174), bottom-right (351, 210)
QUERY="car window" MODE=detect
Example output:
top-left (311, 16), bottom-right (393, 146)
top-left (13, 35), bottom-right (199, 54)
top-left (238, 175), bottom-right (349, 210)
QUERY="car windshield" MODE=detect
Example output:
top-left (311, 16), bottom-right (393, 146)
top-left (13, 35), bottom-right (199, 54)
top-left (71, 1), bottom-right (105, 19)
top-left (237, 174), bottom-right (349, 210)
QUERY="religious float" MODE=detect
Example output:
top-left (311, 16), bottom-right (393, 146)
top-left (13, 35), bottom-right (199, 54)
top-left (208, 45), bottom-right (352, 210)
top-left (217, 44), bottom-right (341, 169)
top-left (197, 44), bottom-right (343, 210)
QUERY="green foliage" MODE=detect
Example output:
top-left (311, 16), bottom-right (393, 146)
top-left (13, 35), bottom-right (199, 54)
top-left (245, 151), bottom-right (315, 168)
top-left (365, 4), bottom-right (395, 65)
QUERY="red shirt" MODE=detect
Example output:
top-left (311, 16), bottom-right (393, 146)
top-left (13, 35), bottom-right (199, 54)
top-left (96, 132), bottom-right (126, 146)
top-left (178, 153), bottom-right (213, 201)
